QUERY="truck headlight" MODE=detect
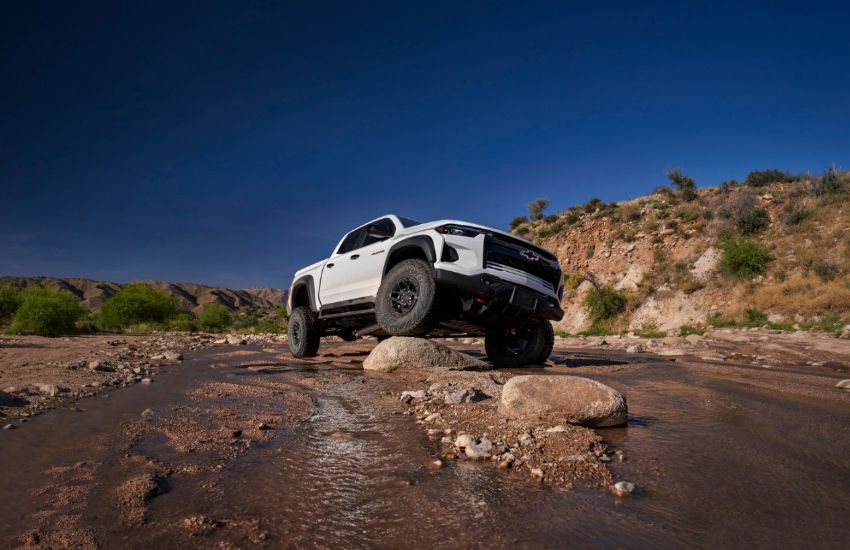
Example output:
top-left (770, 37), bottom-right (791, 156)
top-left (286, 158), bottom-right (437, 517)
top-left (435, 224), bottom-right (480, 238)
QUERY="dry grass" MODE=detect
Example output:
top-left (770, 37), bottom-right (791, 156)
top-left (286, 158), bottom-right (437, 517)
top-left (749, 275), bottom-right (850, 315)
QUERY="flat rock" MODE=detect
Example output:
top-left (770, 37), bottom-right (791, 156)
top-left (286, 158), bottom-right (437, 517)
top-left (836, 379), bottom-right (850, 390)
top-left (0, 391), bottom-right (19, 406)
top-left (498, 375), bottom-right (627, 428)
top-left (163, 352), bottom-right (183, 361)
top-left (363, 337), bottom-right (487, 373)
top-left (626, 344), bottom-right (644, 353)
top-left (226, 336), bottom-right (247, 346)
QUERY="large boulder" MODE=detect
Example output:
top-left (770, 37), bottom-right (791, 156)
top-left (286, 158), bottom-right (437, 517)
top-left (363, 337), bottom-right (487, 373)
top-left (498, 375), bottom-right (627, 428)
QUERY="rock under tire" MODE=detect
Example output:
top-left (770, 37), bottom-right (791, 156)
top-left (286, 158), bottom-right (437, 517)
top-left (485, 322), bottom-right (552, 367)
top-left (375, 259), bottom-right (441, 337)
top-left (288, 306), bottom-right (321, 358)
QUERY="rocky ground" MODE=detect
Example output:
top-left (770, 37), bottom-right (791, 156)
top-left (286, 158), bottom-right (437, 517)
top-left (1, 330), bottom-right (849, 548)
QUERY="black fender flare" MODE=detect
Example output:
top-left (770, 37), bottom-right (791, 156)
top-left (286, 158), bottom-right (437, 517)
top-left (290, 275), bottom-right (318, 312)
top-left (382, 236), bottom-right (437, 275)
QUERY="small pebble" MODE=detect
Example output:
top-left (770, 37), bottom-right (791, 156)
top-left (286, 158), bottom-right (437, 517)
top-left (2, 423), bottom-right (15, 431)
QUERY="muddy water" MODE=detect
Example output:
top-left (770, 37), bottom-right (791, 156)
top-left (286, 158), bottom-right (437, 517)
top-left (1, 345), bottom-right (849, 548)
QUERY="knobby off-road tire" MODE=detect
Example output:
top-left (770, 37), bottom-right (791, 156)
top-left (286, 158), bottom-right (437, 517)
top-left (485, 320), bottom-right (554, 367)
top-left (288, 306), bottom-right (321, 358)
top-left (375, 259), bottom-right (441, 337)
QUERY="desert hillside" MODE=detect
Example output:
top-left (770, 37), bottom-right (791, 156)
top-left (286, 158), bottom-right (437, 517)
top-left (511, 169), bottom-right (850, 335)
top-left (0, 276), bottom-right (287, 314)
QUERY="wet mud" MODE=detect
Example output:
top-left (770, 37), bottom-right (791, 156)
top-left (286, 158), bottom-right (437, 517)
top-left (1, 340), bottom-right (849, 548)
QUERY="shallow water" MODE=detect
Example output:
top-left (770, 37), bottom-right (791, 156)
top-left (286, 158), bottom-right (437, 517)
top-left (1, 345), bottom-right (849, 548)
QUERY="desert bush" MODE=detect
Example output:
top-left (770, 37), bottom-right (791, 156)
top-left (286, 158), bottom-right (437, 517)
top-left (564, 272), bottom-right (584, 290)
top-left (168, 313), bottom-right (197, 332)
top-left (743, 307), bottom-right (768, 326)
top-left (736, 207), bottom-right (770, 235)
top-left (509, 216), bottom-right (528, 230)
top-left (719, 237), bottom-right (770, 280)
top-left (784, 205), bottom-right (810, 225)
top-left (813, 260), bottom-right (839, 281)
top-left (634, 324), bottom-right (666, 338)
top-left (675, 207), bottom-right (700, 222)
top-left (812, 166), bottom-right (847, 196)
top-left (515, 226), bottom-right (530, 235)
top-left (744, 169), bottom-right (797, 187)
top-left (197, 303), bottom-right (232, 331)
top-left (0, 285), bottom-right (22, 320)
top-left (99, 284), bottom-right (181, 330)
top-left (666, 168), bottom-right (698, 201)
top-left (583, 198), bottom-right (602, 214)
top-left (679, 324), bottom-right (705, 336)
top-left (10, 287), bottom-right (85, 337)
top-left (564, 210), bottom-right (581, 225)
top-left (526, 198), bottom-right (550, 221)
top-left (583, 287), bottom-right (626, 324)
top-left (543, 214), bottom-right (559, 224)
top-left (707, 312), bottom-right (737, 328)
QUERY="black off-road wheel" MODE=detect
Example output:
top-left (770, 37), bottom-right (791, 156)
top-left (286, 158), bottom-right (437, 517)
top-left (288, 306), bottom-right (321, 358)
top-left (375, 259), bottom-right (441, 337)
top-left (485, 320), bottom-right (554, 367)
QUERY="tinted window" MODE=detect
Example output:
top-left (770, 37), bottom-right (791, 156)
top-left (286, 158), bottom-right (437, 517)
top-left (398, 216), bottom-right (422, 228)
top-left (336, 228), bottom-right (365, 254)
top-left (361, 218), bottom-right (396, 246)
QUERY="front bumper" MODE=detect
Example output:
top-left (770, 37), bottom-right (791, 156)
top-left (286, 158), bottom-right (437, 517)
top-left (434, 268), bottom-right (564, 323)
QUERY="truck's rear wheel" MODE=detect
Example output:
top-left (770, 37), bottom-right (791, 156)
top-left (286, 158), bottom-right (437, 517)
top-left (375, 259), bottom-right (440, 337)
top-left (485, 321), bottom-right (554, 367)
top-left (288, 306), bottom-right (321, 358)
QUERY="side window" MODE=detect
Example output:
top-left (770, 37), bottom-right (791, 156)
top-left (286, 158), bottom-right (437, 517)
top-left (361, 218), bottom-right (396, 247)
top-left (336, 228), bottom-right (365, 254)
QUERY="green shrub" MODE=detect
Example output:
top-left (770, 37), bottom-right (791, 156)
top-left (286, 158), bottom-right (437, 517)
top-left (168, 313), bottom-right (197, 332)
top-left (543, 214), bottom-right (559, 224)
top-left (99, 284), bottom-right (181, 330)
top-left (744, 169), bottom-right (797, 187)
top-left (679, 324), bottom-right (705, 336)
top-left (707, 312), bottom-right (737, 328)
top-left (509, 216), bottom-right (528, 230)
top-left (564, 211), bottom-right (581, 225)
top-left (0, 286), bottom-right (23, 320)
top-left (736, 207), bottom-right (770, 235)
top-left (583, 198), bottom-right (602, 213)
top-left (813, 260), bottom-right (839, 281)
top-left (784, 206), bottom-right (810, 225)
top-left (583, 287), bottom-right (626, 324)
top-left (813, 166), bottom-right (847, 196)
top-left (10, 287), bottom-right (85, 337)
top-left (526, 198), bottom-right (550, 221)
top-left (515, 226), bottom-right (530, 235)
top-left (744, 307), bottom-right (768, 326)
top-left (564, 272), bottom-right (584, 290)
top-left (675, 207), bottom-right (700, 222)
top-left (719, 237), bottom-right (770, 279)
top-left (197, 303), bottom-right (232, 331)
top-left (634, 324), bottom-right (666, 338)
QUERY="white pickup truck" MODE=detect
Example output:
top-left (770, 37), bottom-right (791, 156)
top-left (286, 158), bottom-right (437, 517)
top-left (287, 215), bottom-right (564, 365)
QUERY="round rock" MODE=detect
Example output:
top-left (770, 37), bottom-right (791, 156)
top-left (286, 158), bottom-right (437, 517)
top-left (498, 375), bottom-right (627, 428)
top-left (363, 337), bottom-right (487, 373)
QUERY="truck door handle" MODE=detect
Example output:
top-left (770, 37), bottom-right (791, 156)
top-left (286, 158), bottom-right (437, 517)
top-left (350, 254), bottom-right (360, 260)
top-left (327, 263), bottom-right (334, 268)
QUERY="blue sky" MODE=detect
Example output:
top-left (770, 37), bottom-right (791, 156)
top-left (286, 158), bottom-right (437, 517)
top-left (2, 1), bottom-right (848, 289)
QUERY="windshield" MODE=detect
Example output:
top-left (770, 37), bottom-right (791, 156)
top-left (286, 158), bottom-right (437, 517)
top-left (397, 216), bottom-right (422, 228)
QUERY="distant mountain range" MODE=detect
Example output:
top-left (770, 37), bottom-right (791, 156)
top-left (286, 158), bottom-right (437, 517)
top-left (0, 276), bottom-right (288, 314)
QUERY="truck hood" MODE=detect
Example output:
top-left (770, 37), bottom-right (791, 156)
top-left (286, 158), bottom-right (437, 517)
top-left (404, 219), bottom-right (555, 255)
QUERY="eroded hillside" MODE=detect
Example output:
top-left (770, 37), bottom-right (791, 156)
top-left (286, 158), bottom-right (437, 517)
top-left (511, 169), bottom-right (850, 335)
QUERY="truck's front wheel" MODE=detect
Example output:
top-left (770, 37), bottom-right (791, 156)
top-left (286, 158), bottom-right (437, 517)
top-left (485, 321), bottom-right (554, 367)
top-left (375, 259), bottom-right (441, 337)
top-left (288, 306), bottom-right (321, 358)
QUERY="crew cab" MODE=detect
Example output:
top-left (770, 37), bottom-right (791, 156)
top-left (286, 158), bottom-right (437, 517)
top-left (287, 215), bottom-right (564, 366)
